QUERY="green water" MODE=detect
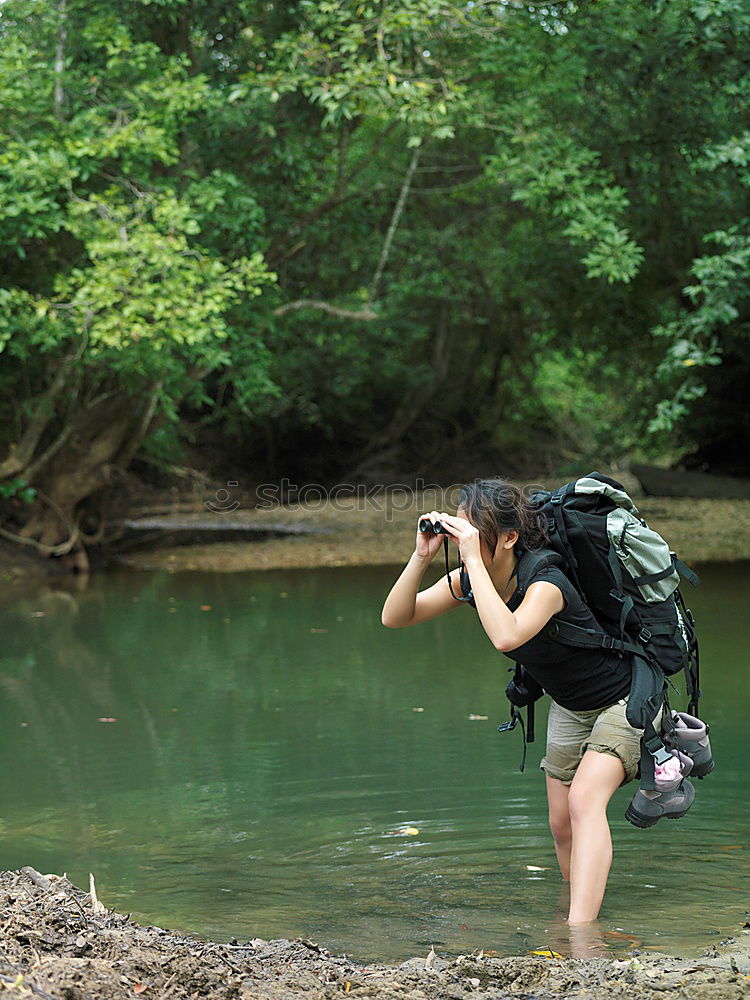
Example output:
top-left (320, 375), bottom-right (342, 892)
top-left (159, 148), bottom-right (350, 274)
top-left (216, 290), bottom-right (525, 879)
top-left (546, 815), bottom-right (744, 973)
top-left (0, 563), bottom-right (748, 962)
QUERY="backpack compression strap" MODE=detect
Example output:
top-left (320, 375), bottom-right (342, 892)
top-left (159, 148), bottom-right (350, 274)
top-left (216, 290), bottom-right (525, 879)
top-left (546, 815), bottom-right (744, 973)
top-left (545, 619), bottom-right (673, 790)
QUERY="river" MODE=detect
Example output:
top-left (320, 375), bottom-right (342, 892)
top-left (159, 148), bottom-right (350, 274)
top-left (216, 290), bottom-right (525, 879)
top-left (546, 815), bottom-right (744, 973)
top-left (0, 562), bottom-right (747, 962)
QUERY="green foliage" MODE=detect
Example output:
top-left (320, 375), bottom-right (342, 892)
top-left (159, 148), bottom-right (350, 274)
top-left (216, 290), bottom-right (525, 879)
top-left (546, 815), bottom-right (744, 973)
top-left (650, 227), bottom-right (750, 433)
top-left (488, 131), bottom-right (645, 285)
top-left (0, 479), bottom-right (36, 503)
top-left (2, 0), bottom-right (750, 502)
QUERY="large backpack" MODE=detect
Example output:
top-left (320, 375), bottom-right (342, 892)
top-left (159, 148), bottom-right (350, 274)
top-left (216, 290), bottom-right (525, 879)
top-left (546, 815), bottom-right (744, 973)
top-left (501, 472), bottom-right (701, 788)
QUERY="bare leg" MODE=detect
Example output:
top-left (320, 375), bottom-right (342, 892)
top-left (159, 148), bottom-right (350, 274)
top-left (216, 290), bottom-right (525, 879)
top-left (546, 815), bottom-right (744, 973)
top-left (546, 774), bottom-right (572, 881)
top-left (567, 749), bottom-right (625, 923)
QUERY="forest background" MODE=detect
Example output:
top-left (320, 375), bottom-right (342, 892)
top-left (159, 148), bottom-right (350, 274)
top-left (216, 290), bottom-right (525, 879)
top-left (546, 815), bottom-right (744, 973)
top-left (1, 0), bottom-right (749, 561)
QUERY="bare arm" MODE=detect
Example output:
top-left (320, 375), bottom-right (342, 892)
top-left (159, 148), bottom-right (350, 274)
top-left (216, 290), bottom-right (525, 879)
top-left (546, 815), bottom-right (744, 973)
top-left (381, 556), bottom-right (463, 627)
top-left (469, 562), bottom-right (564, 651)
top-left (381, 511), bottom-right (465, 627)
top-left (436, 511), bottom-right (564, 651)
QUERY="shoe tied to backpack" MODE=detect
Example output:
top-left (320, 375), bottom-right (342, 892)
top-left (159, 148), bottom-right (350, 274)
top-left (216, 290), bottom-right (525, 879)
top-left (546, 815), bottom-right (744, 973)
top-left (663, 711), bottom-right (714, 778)
top-left (625, 777), bottom-right (696, 829)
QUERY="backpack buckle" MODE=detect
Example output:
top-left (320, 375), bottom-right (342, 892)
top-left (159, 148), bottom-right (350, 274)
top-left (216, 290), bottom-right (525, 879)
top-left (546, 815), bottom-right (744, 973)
top-left (601, 635), bottom-right (616, 650)
top-left (639, 627), bottom-right (652, 643)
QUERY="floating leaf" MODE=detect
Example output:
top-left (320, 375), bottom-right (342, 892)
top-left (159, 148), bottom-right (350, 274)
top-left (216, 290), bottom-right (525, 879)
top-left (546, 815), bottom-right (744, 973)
top-left (412, 707), bottom-right (425, 713)
top-left (200, 605), bottom-right (212, 611)
top-left (525, 865), bottom-right (550, 871)
top-left (97, 717), bottom-right (117, 723)
top-left (468, 714), bottom-right (488, 721)
top-left (310, 628), bottom-right (328, 633)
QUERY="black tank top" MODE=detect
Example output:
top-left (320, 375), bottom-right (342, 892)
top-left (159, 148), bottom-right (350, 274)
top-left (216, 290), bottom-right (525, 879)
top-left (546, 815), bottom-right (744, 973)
top-left (460, 564), bottom-right (631, 711)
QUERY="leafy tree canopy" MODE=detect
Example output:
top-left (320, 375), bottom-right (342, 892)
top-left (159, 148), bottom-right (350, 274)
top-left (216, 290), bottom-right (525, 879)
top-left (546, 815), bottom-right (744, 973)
top-left (1, 0), bottom-right (749, 562)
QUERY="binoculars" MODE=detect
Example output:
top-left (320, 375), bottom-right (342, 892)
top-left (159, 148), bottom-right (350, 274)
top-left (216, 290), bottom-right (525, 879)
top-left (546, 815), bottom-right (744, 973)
top-left (419, 518), bottom-right (449, 535)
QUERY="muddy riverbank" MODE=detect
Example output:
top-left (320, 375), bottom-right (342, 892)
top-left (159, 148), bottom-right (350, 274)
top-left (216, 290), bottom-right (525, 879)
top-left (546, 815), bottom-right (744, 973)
top-left (2, 868), bottom-right (748, 1000)
top-left (112, 493), bottom-right (750, 574)
top-left (3, 476), bottom-right (750, 580)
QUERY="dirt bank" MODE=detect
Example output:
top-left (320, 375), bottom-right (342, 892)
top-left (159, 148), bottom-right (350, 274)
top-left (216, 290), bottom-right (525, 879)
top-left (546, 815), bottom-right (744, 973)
top-left (111, 492), bottom-right (750, 574)
top-left (1, 868), bottom-right (748, 1000)
top-left (3, 478), bottom-right (750, 580)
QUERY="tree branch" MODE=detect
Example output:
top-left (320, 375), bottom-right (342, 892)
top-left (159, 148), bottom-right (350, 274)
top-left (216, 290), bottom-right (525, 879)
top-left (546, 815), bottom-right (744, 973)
top-left (273, 300), bottom-right (377, 321)
top-left (54, 0), bottom-right (68, 119)
top-left (369, 143), bottom-right (422, 304)
top-left (266, 120), bottom-right (400, 267)
top-left (0, 340), bottom-right (84, 481)
top-left (115, 381), bottom-right (163, 470)
top-left (0, 522), bottom-right (80, 556)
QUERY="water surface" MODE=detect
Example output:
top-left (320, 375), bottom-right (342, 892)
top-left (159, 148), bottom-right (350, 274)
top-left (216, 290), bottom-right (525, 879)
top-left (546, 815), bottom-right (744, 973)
top-left (0, 563), bottom-right (747, 961)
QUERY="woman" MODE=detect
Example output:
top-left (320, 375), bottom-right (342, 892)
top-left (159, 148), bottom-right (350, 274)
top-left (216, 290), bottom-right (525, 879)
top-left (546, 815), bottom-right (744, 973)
top-left (381, 477), bottom-right (648, 925)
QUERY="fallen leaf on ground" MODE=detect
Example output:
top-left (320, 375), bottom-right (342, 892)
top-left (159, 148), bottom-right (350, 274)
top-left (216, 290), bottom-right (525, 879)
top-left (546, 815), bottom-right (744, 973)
top-left (529, 949), bottom-right (563, 960)
top-left (133, 983), bottom-right (148, 994)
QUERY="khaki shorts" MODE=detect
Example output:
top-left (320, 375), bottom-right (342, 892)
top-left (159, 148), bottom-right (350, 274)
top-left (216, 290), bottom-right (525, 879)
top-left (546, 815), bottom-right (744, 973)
top-left (540, 698), bottom-right (661, 786)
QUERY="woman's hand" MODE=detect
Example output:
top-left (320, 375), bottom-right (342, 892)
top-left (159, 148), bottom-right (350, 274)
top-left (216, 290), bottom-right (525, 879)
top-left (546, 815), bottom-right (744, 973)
top-left (436, 511), bottom-right (483, 565)
top-left (415, 511), bottom-right (446, 560)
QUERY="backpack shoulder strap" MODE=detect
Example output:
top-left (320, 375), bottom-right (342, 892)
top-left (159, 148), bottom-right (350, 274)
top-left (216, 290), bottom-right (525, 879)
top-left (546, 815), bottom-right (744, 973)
top-left (515, 547), bottom-right (565, 596)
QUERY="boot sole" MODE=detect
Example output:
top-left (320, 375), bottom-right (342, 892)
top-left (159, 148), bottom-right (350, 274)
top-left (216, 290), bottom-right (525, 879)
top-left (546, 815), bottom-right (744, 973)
top-left (692, 759), bottom-right (715, 779)
top-left (625, 804), bottom-right (693, 828)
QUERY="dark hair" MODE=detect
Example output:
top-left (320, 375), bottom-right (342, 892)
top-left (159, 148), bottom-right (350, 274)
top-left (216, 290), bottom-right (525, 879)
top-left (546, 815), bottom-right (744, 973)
top-left (458, 477), bottom-right (549, 555)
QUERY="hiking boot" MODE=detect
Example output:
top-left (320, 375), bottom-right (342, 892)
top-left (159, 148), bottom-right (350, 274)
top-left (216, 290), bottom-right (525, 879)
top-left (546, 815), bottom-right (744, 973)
top-left (625, 779), bottom-right (695, 829)
top-left (664, 712), bottom-right (714, 778)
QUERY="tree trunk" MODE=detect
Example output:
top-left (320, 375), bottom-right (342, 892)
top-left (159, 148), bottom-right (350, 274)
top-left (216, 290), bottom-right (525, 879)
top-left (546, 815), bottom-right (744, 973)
top-left (18, 394), bottom-right (143, 571)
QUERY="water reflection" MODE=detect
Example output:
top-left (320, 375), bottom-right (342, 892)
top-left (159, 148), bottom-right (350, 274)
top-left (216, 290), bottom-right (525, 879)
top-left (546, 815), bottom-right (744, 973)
top-left (0, 563), bottom-right (746, 963)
